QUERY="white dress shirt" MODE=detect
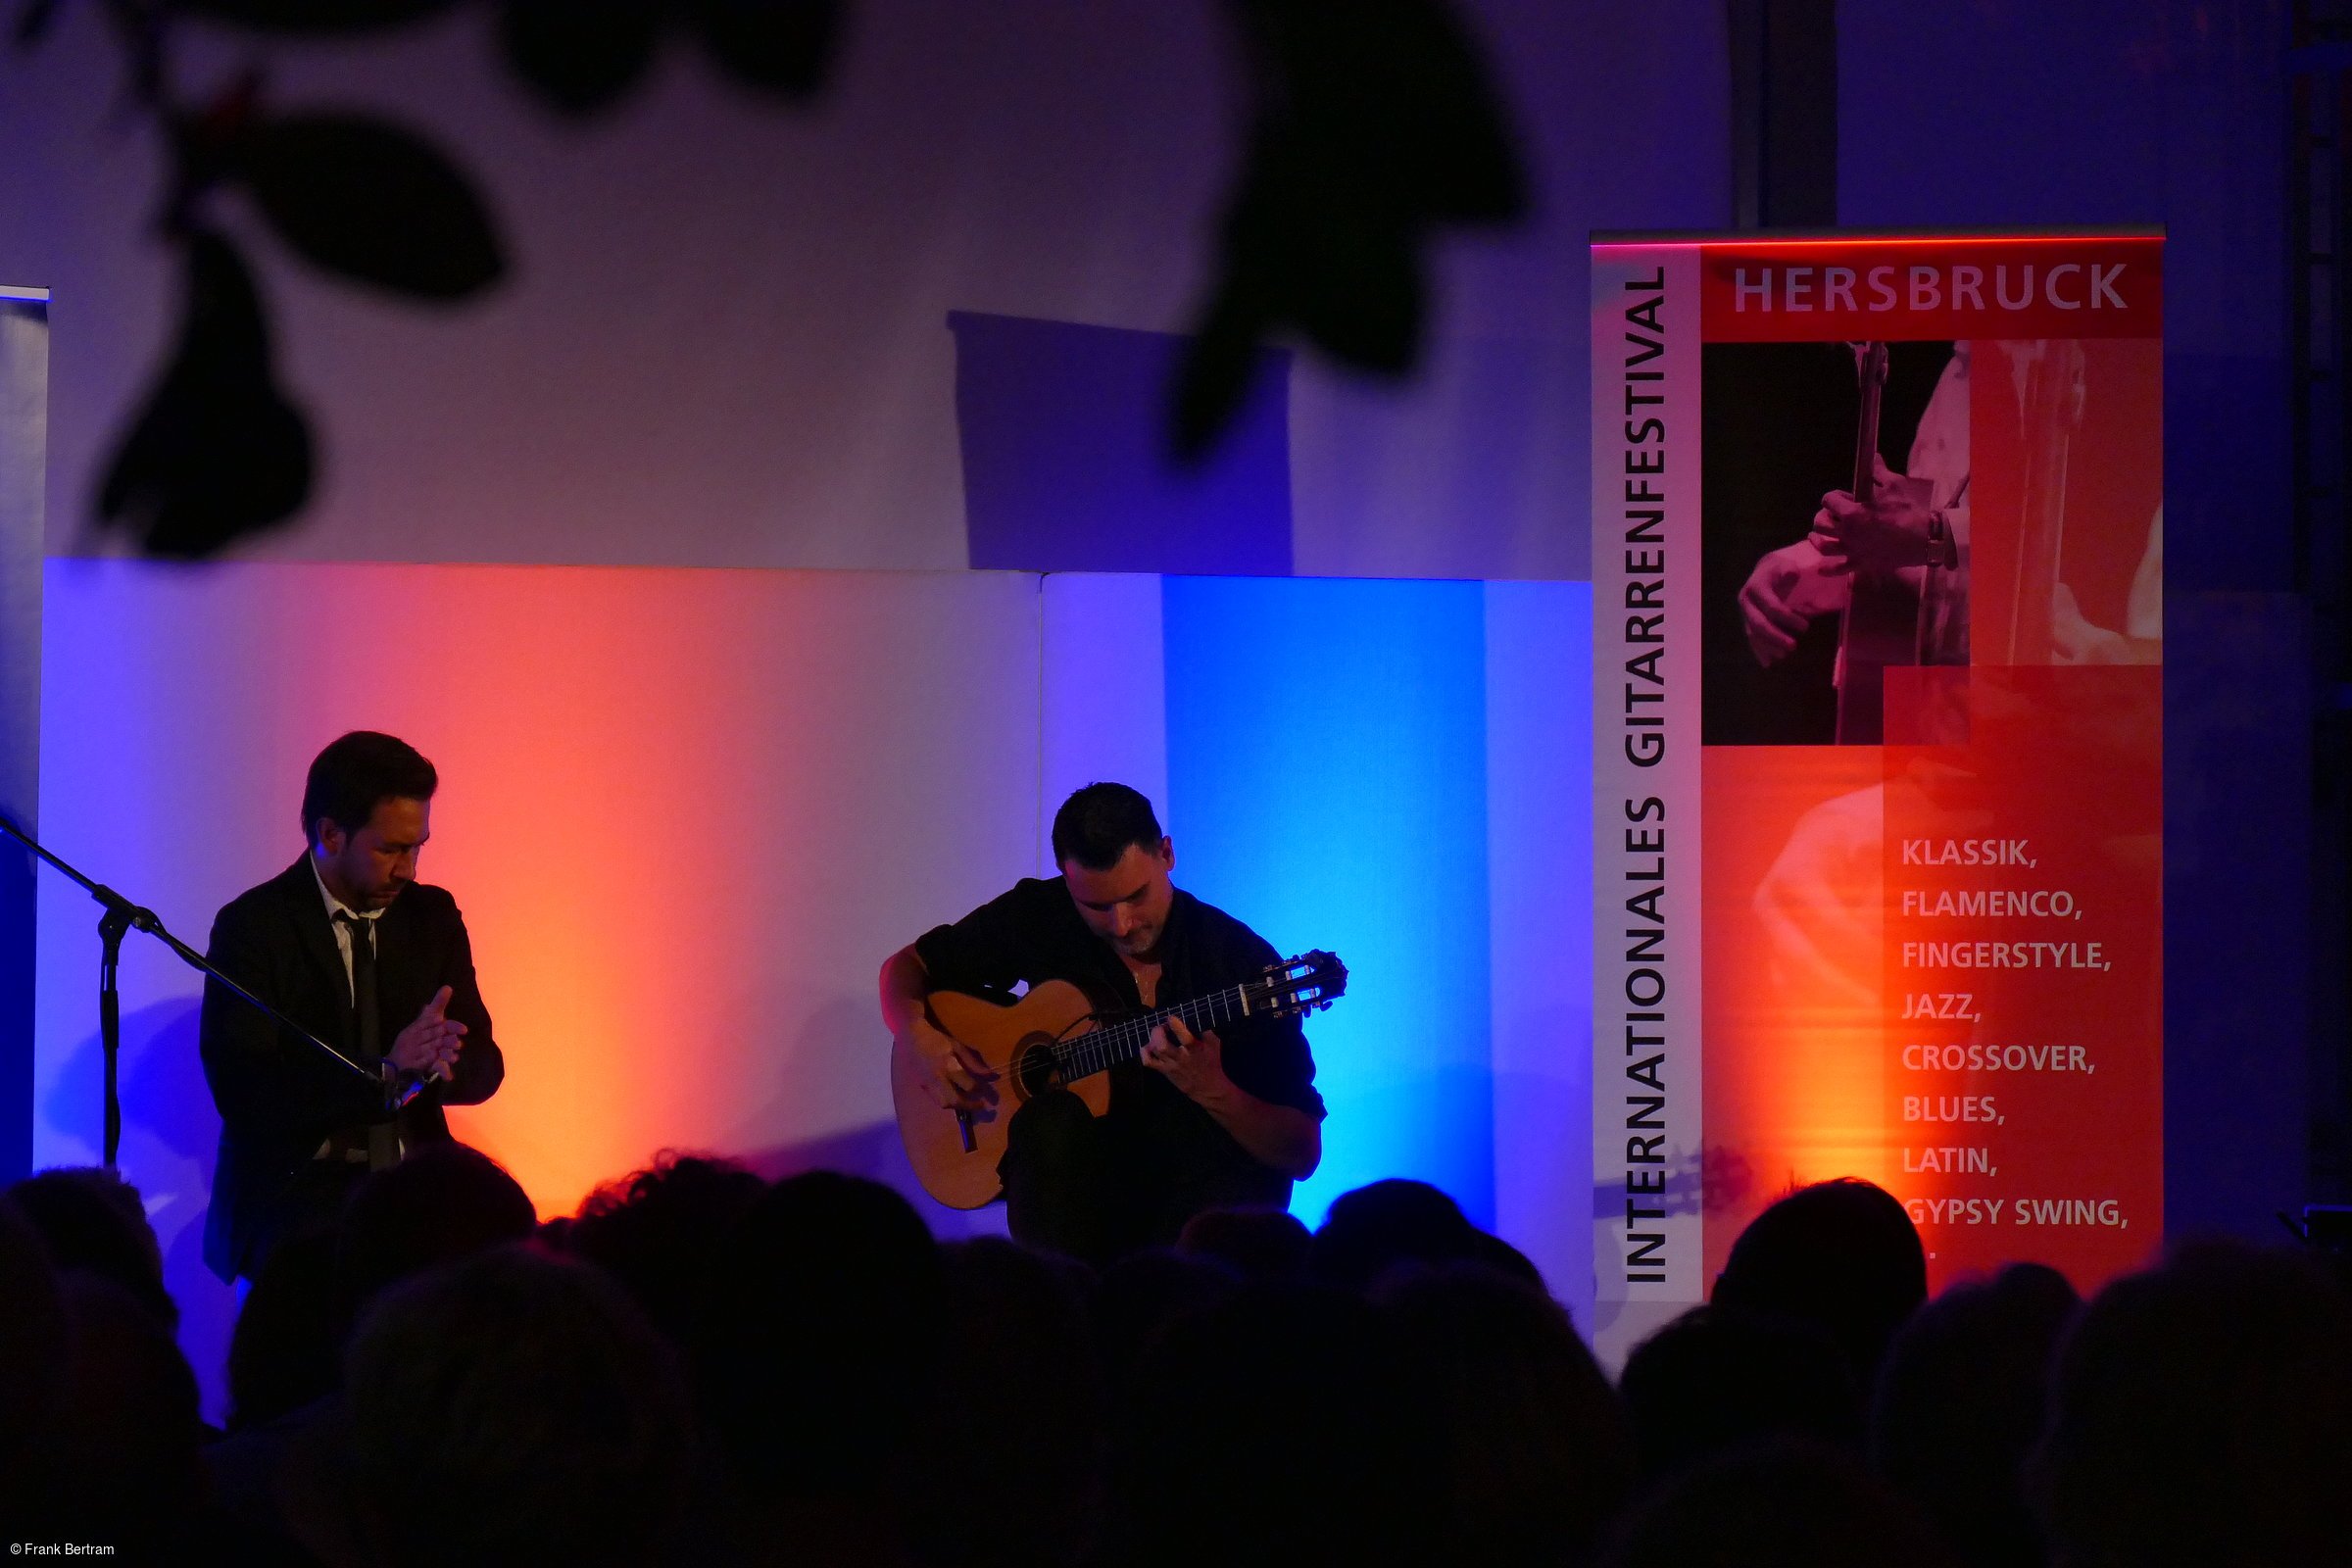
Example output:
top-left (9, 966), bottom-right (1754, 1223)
top-left (309, 856), bottom-right (381, 1004)
top-left (308, 857), bottom-right (395, 1161)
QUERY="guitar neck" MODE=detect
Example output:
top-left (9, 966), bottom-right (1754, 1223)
top-left (1055, 979), bottom-right (1270, 1084)
top-left (1852, 383), bottom-right (1885, 501)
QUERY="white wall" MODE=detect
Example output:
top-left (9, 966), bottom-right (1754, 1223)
top-left (0, 1), bottom-right (1729, 579)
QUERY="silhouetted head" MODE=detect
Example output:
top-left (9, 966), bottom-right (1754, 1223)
top-left (563, 1151), bottom-right (765, 1343)
top-left (0, 1196), bottom-right (69, 1528)
top-left (6, 1166), bottom-right (174, 1330)
top-left (1600, 1439), bottom-right (1961, 1568)
top-left (1305, 1178), bottom-right (1482, 1294)
top-left (1111, 1282), bottom-right (1442, 1568)
top-left (337, 1143), bottom-right (537, 1310)
top-left (2032, 1241), bottom-right (2352, 1568)
top-left (1379, 1262), bottom-right (1631, 1565)
top-left (1091, 1246), bottom-right (1240, 1396)
top-left (913, 1238), bottom-right (1106, 1567)
top-left (1466, 1227), bottom-right (1548, 1292)
top-left (1713, 1177), bottom-right (1927, 1388)
top-left (1177, 1206), bottom-right (1310, 1281)
top-left (52, 1272), bottom-right (206, 1543)
top-left (344, 1244), bottom-right (694, 1567)
top-left (1871, 1263), bottom-right (2079, 1568)
top-left (226, 1229), bottom-right (345, 1431)
top-left (1618, 1303), bottom-right (1862, 1484)
top-left (942, 1237), bottom-right (1097, 1378)
top-left (693, 1170), bottom-right (944, 1499)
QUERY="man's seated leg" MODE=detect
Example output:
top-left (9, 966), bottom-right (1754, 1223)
top-left (1001, 1090), bottom-right (1115, 1268)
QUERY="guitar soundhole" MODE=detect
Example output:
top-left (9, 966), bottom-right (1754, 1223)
top-left (1011, 1038), bottom-right (1062, 1100)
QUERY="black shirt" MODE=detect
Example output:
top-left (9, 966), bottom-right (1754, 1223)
top-left (913, 877), bottom-right (1324, 1224)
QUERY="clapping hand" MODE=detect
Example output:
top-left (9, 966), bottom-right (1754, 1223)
top-left (389, 985), bottom-right (466, 1081)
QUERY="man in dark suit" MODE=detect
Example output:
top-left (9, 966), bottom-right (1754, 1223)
top-left (201, 731), bottom-right (505, 1283)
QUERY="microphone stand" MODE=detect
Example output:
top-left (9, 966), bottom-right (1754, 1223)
top-left (0, 813), bottom-right (408, 1169)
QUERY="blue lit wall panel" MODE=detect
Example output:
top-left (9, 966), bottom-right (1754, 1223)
top-left (1484, 580), bottom-right (1594, 1321)
top-left (1040, 573), bottom-right (1169, 876)
top-left (1161, 575), bottom-right (1494, 1228)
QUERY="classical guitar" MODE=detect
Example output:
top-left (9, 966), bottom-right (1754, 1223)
top-left (891, 950), bottom-right (1348, 1208)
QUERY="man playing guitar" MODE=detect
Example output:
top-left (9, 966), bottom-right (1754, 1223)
top-left (878, 783), bottom-right (1324, 1265)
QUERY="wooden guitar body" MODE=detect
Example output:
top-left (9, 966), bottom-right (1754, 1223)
top-left (890, 980), bottom-right (1109, 1210)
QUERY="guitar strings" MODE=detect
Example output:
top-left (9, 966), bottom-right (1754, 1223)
top-left (1046, 971), bottom-right (1331, 1081)
top-left (934, 987), bottom-right (1268, 1103)
top-left (938, 962), bottom-right (1339, 1099)
top-left (1052, 989), bottom-right (1259, 1079)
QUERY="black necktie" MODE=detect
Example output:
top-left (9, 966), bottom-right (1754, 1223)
top-left (337, 911), bottom-right (398, 1169)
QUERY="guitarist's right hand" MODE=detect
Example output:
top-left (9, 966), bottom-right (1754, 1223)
top-left (1740, 541), bottom-right (1839, 666)
top-left (906, 1015), bottom-right (996, 1111)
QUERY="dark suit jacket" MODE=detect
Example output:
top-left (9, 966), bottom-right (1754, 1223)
top-left (200, 856), bottom-right (504, 1282)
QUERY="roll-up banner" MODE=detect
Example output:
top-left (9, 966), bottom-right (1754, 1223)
top-left (1590, 232), bottom-right (2164, 1365)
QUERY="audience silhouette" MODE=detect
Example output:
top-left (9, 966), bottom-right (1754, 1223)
top-left (8, 1166), bottom-right (176, 1331)
top-left (5, 1158), bottom-right (2346, 1567)
top-left (1871, 1262), bottom-right (2079, 1568)
top-left (1710, 1176), bottom-right (1929, 1393)
top-left (2031, 1240), bottom-right (2352, 1568)
top-left (1378, 1260), bottom-right (1632, 1566)
top-left (1176, 1204), bottom-right (1310, 1280)
top-left (564, 1152), bottom-right (766, 1345)
top-left (1110, 1280), bottom-right (1443, 1568)
top-left (338, 1244), bottom-right (697, 1567)
top-left (692, 1169), bottom-right (945, 1563)
top-left (0, 1195), bottom-right (69, 1533)
top-left (1618, 1300), bottom-right (1863, 1482)
top-left (334, 1143), bottom-right (538, 1310)
top-left (1601, 1438), bottom-right (1964, 1568)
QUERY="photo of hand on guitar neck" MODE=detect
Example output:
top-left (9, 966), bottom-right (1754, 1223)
top-left (1705, 338), bottom-right (1964, 747)
top-left (1704, 336), bottom-right (2164, 748)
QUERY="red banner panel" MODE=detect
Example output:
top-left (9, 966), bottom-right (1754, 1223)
top-left (1593, 230), bottom-right (2163, 1364)
top-left (1687, 235), bottom-right (2163, 343)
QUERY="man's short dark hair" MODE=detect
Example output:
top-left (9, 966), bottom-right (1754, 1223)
top-left (1051, 783), bottom-right (1163, 871)
top-left (302, 731), bottom-right (437, 847)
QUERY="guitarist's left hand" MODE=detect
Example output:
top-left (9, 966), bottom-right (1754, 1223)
top-left (1812, 457), bottom-right (1935, 574)
top-left (1141, 1014), bottom-right (1230, 1102)
top-left (1145, 1014), bottom-right (1323, 1179)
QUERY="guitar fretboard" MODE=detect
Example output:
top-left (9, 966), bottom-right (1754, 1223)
top-left (1051, 977), bottom-right (1294, 1084)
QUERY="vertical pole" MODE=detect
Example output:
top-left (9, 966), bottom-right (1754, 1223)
top-left (1728, 0), bottom-right (1839, 229)
top-left (2289, 5), bottom-right (2352, 1205)
top-left (2330, 42), bottom-right (2352, 1208)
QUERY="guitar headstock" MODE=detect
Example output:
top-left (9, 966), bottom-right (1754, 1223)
top-left (1257, 950), bottom-right (1348, 1018)
top-left (1846, 339), bottom-right (1889, 387)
